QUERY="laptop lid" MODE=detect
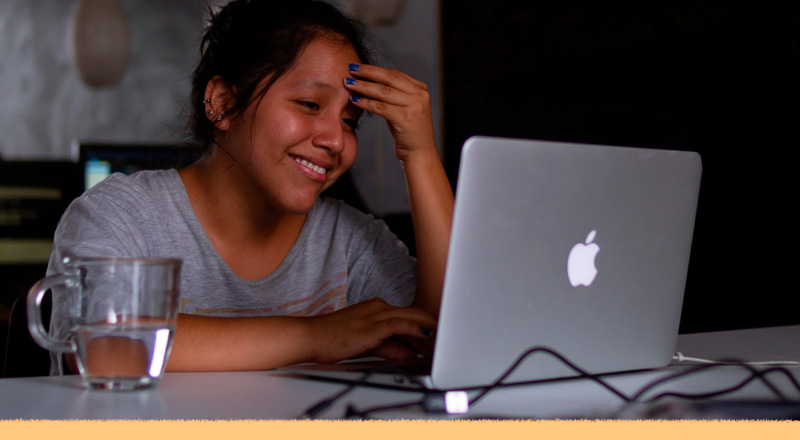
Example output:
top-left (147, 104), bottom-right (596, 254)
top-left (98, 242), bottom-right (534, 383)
top-left (429, 136), bottom-right (702, 389)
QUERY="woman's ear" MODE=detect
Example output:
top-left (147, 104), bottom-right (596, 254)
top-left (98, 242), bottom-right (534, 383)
top-left (203, 76), bottom-right (233, 131)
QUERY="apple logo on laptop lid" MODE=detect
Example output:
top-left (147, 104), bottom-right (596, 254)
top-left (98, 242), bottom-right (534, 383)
top-left (567, 230), bottom-right (600, 287)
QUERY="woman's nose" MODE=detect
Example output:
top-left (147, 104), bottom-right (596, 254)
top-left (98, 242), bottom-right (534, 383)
top-left (312, 117), bottom-right (346, 155)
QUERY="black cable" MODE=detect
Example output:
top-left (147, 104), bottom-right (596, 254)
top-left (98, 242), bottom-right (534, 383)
top-left (628, 361), bottom-right (797, 403)
top-left (298, 363), bottom-right (431, 419)
top-left (300, 345), bottom-right (640, 419)
top-left (610, 362), bottom-right (800, 418)
top-left (327, 346), bottom-right (634, 419)
top-left (298, 346), bottom-right (800, 420)
top-left (298, 370), bottom-right (377, 419)
top-left (642, 366), bottom-right (800, 404)
top-left (468, 346), bottom-right (632, 406)
top-left (344, 400), bottom-right (427, 419)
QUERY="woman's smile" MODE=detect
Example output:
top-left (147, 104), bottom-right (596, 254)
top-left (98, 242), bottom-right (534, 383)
top-left (290, 154), bottom-right (330, 183)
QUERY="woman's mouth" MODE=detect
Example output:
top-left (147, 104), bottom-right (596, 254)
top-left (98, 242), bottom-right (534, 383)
top-left (292, 156), bottom-right (328, 175)
top-left (291, 155), bottom-right (329, 183)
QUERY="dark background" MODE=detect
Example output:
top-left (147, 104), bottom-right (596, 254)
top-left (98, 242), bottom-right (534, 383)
top-left (440, 1), bottom-right (800, 333)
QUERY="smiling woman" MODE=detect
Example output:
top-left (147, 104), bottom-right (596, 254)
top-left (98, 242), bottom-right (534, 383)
top-left (46, 0), bottom-right (453, 374)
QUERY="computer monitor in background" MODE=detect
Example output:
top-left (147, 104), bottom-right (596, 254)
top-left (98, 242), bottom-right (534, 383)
top-left (0, 161), bottom-right (81, 265)
top-left (71, 141), bottom-right (203, 191)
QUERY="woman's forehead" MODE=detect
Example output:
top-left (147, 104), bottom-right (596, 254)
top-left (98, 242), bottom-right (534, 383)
top-left (275, 39), bottom-right (359, 89)
top-left (294, 38), bottom-right (359, 72)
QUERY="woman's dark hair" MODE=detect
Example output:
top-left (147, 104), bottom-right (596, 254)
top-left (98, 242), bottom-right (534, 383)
top-left (189, 0), bottom-right (372, 147)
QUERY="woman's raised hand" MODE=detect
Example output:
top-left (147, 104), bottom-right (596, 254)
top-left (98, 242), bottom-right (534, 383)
top-left (344, 64), bottom-right (437, 163)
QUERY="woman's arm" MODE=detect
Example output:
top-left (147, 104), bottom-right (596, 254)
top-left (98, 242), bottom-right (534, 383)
top-left (345, 64), bottom-right (454, 316)
top-left (167, 297), bottom-right (437, 371)
top-left (401, 149), bottom-right (454, 316)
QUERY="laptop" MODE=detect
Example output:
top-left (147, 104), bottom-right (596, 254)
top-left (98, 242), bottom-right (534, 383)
top-left (282, 136), bottom-right (702, 390)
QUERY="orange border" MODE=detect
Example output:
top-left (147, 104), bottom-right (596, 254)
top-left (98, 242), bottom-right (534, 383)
top-left (2, 420), bottom-right (800, 440)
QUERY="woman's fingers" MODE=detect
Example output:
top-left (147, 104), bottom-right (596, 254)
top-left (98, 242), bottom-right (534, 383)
top-left (345, 77), bottom-right (415, 111)
top-left (307, 298), bottom-right (437, 363)
top-left (348, 63), bottom-right (426, 93)
top-left (368, 334), bottom-right (435, 360)
top-left (368, 339), bottom-right (418, 360)
top-left (375, 315), bottom-right (434, 341)
top-left (395, 334), bottom-right (435, 358)
top-left (344, 67), bottom-right (430, 112)
top-left (363, 300), bottom-right (438, 339)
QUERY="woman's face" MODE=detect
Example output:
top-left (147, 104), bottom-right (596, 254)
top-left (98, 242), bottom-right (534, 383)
top-left (218, 37), bottom-right (362, 215)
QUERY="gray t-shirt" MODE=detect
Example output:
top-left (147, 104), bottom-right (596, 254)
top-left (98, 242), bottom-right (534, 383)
top-left (47, 169), bottom-right (416, 374)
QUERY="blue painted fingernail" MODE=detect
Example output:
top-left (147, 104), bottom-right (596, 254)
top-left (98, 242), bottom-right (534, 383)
top-left (350, 95), bottom-right (360, 103)
top-left (345, 77), bottom-right (356, 85)
top-left (348, 63), bottom-right (360, 71)
top-left (420, 328), bottom-right (433, 336)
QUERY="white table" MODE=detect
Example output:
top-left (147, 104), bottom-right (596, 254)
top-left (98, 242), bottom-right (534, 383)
top-left (2, 326), bottom-right (800, 420)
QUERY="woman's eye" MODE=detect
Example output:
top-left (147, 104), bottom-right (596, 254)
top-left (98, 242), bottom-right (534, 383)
top-left (297, 101), bottom-right (319, 111)
top-left (342, 118), bottom-right (359, 131)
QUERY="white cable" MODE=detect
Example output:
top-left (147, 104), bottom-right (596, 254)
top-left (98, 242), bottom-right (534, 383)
top-left (673, 351), bottom-right (800, 366)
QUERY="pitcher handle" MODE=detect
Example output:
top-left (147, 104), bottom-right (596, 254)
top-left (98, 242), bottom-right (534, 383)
top-left (26, 275), bottom-right (74, 353)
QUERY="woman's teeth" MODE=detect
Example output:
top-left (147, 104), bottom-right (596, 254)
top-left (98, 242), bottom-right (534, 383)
top-left (294, 157), bottom-right (327, 175)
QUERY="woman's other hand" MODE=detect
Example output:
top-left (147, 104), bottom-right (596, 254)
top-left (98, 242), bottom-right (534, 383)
top-left (306, 297), bottom-right (437, 364)
top-left (344, 64), bottom-right (437, 163)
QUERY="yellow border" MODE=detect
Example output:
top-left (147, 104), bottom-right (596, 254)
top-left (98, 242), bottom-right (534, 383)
top-left (2, 420), bottom-right (800, 440)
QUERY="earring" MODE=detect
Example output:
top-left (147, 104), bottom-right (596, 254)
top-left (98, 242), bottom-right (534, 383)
top-left (216, 114), bottom-right (224, 121)
top-left (204, 98), bottom-right (211, 103)
top-left (207, 109), bottom-right (213, 115)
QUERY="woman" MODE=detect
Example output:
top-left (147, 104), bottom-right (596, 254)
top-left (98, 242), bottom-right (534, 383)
top-left (48, 0), bottom-right (453, 373)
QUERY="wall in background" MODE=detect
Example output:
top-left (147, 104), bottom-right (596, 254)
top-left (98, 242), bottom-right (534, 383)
top-left (0, 0), bottom-right (204, 160)
top-left (0, 0), bottom-right (441, 215)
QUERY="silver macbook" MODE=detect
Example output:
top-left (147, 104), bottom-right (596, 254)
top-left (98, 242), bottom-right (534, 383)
top-left (283, 136), bottom-right (702, 390)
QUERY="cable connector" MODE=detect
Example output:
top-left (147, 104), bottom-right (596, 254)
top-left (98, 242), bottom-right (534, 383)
top-left (423, 391), bottom-right (469, 414)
